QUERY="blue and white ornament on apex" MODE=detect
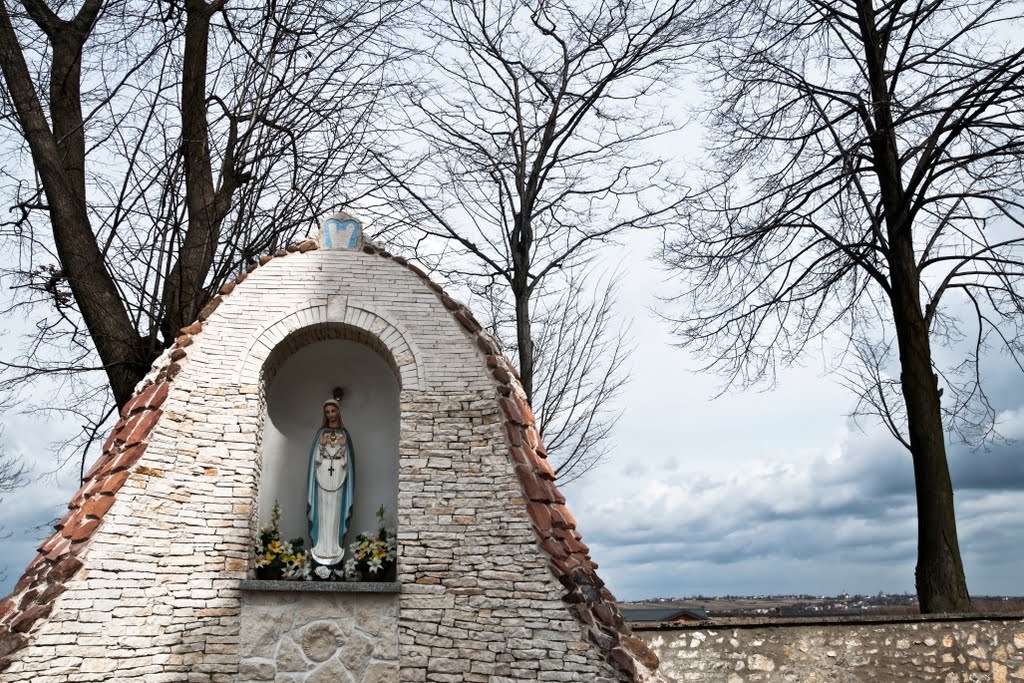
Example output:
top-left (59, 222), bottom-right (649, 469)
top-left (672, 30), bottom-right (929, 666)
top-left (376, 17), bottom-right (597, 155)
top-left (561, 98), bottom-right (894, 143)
top-left (318, 212), bottom-right (363, 251)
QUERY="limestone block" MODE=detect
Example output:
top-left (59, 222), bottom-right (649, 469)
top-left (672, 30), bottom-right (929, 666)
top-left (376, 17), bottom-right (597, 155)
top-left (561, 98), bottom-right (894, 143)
top-left (307, 656), bottom-right (354, 683)
top-left (747, 654), bottom-right (776, 672)
top-left (275, 638), bottom-right (307, 672)
top-left (374, 632), bottom-right (399, 661)
top-left (291, 594), bottom-right (353, 631)
top-left (301, 622), bottom-right (347, 663)
top-left (240, 615), bottom-right (285, 658)
top-left (363, 662), bottom-right (399, 683)
top-left (354, 596), bottom-right (395, 635)
top-left (238, 659), bottom-right (276, 680)
top-left (339, 632), bottom-right (374, 677)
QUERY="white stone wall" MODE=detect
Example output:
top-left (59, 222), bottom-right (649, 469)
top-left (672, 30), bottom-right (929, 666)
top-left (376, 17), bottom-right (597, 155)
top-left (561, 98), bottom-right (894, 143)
top-left (3, 249), bottom-right (624, 682)
top-left (396, 391), bottom-right (618, 683)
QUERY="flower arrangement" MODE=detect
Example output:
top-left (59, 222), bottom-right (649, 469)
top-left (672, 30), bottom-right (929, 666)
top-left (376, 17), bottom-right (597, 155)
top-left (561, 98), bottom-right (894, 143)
top-left (254, 503), bottom-right (310, 580)
top-left (343, 505), bottom-right (397, 581)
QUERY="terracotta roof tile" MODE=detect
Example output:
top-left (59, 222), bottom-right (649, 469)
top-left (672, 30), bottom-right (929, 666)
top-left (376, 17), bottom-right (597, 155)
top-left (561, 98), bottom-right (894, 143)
top-left (0, 238), bottom-right (669, 683)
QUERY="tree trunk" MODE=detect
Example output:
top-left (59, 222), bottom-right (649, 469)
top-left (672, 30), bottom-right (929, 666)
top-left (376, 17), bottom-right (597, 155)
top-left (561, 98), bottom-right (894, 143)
top-left (888, 249), bottom-right (972, 613)
top-left (161, 0), bottom-right (236, 342)
top-left (0, 1), bottom-right (150, 407)
top-left (855, 0), bottom-right (972, 613)
top-left (511, 209), bottom-right (534, 402)
top-left (514, 287), bottom-right (534, 402)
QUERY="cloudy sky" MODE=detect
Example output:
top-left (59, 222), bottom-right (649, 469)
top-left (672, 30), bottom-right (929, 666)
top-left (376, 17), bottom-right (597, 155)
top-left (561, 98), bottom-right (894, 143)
top-left (2, 225), bottom-right (1021, 603)
top-left (565, 233), bottom-right (1024, 601)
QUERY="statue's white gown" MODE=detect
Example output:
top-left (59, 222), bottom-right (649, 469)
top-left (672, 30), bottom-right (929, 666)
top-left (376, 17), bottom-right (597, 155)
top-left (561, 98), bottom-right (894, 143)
top-left (306, 428), bottom-right (354, 565)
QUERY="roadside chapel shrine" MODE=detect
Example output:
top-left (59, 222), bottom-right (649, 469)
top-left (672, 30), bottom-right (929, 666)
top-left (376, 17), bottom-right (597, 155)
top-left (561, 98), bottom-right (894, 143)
top-left (0, 213), bottom-right (670, 682)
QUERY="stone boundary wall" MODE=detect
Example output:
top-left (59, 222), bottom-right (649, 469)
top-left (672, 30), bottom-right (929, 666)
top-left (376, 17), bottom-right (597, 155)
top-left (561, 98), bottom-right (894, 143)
top-left (635, 613), bottom-right (1024, 682)
top-left (0, 238), bottom-right (666, 682)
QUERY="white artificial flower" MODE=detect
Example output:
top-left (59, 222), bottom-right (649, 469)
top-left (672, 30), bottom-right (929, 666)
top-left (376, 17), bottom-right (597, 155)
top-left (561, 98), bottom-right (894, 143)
top-left (314, 565), bottom-right (331, 579)
top-left (368, 557), bottom-right (383, 573)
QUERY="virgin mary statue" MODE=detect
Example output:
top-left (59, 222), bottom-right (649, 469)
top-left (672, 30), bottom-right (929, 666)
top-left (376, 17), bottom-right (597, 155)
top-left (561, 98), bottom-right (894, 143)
top-left (306, 397), bottom-right (355, 565)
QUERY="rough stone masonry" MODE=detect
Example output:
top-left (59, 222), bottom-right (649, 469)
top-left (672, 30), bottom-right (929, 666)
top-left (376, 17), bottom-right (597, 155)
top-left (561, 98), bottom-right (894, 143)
top-left (637, 614), bottom-right (1024, 682)
top-left (0, 240), bottom-right (667, 682)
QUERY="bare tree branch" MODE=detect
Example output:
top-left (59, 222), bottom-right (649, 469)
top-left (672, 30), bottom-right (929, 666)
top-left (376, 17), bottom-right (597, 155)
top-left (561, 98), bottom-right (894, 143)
top-left (0, 0), bottom-right (409, 472)
top-left (368, 0), bottom-right (705, 480)
top-left (661, 0), bottom-right (1024, 612)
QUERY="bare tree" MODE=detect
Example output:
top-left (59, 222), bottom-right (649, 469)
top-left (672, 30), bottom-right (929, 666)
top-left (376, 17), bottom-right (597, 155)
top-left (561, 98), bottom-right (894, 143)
top-left (476, 265), bottom-right (631, 482)
top-left (0, 430), bottom-right (28, 582)
top-left (0, 0), bottom-right (406, 467)
top-left (372, 0), bottom-right (705, 479)
top-left (0, 436), bottom-right (27, 501)
top-left (661, 0), bottom-right (1024, 612)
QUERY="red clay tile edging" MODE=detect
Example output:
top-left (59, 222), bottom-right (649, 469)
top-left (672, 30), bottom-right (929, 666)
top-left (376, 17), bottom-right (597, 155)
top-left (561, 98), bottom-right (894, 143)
top-left (0, 237), bottom-right (665, 682)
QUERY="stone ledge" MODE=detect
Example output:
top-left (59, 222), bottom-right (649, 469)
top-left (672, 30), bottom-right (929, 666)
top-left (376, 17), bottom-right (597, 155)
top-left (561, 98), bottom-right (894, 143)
top-left (629, 611), bottom-right (1024, 631)
top-left (239, 580), bottom-right (401, 593)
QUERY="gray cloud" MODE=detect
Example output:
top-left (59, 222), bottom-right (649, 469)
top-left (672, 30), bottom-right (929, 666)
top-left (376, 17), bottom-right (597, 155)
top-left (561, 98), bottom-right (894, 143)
top-left (0, 416), bottom-right (78, 593)
top-left (571, 400), bottom-right (1024, 600)
top-left (1, 252), bottom-right (1020, 603)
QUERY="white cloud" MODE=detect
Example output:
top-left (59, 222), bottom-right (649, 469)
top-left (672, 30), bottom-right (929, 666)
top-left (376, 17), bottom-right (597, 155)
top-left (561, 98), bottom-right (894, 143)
top-left (568, 385), bottom-right (1024, 600)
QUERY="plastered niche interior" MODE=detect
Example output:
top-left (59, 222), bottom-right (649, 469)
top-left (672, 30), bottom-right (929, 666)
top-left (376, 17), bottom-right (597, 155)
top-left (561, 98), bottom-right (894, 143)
top-left (260, 331), bottom-right (400, 548)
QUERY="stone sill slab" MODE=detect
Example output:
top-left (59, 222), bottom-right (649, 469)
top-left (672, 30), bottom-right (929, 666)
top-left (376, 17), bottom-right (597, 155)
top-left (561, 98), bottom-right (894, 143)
top-left (239, 579), bottom-right (401, 593)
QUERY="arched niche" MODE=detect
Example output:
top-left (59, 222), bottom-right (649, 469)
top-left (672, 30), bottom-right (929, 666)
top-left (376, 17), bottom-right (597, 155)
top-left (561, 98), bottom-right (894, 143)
top-left (258, 323), bottom-right (400, 555)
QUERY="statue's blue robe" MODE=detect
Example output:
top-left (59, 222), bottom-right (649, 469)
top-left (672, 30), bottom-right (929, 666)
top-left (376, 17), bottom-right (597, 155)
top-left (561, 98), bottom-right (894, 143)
top-left (306, 427), bottom-right (355, 563)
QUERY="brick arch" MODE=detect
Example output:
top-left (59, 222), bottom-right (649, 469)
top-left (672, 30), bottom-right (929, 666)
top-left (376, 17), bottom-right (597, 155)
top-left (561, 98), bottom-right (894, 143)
top-left (236, 296), bottom-right (424, 391)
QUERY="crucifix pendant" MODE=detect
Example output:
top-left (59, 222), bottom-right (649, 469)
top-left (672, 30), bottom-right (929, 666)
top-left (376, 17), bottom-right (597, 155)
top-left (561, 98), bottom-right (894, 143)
top-left (328, 462), bottom-right (335, 476)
